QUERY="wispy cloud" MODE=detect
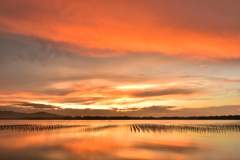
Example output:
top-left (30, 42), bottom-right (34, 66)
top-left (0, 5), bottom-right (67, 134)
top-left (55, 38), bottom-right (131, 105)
top-left (15, 102), bottom-right (60, 109)
top-left (130, 87), bottom-right (200, 98)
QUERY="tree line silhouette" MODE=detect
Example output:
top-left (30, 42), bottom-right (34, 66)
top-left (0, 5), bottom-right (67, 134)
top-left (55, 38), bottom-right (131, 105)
top-left (20, 115), bottom-right (240, 120)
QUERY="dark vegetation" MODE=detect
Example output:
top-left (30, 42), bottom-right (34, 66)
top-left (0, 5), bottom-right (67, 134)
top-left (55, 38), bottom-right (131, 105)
top-left (71, 115), bottom-right (240, 120)
top-left (0, 111), bottom-right (240, 120)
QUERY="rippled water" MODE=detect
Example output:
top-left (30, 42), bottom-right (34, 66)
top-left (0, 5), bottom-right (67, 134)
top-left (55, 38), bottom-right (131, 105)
top-left (0, 120), bottom-right (240, 160)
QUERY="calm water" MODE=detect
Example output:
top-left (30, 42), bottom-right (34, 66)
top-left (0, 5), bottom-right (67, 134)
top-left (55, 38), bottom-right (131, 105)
top-left (0, 120), bottom-right (240, 160)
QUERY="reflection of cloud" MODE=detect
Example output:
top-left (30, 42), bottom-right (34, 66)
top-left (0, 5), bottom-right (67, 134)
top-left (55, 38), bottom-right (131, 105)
top-left (64, 139), bottom-right (131, 155)
top-left (116, 136), bottom-right (209, 160)
top-left (136, 143), bottom-right (204, 153)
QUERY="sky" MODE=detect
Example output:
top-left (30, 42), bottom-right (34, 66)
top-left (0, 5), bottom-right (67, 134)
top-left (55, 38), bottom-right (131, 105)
top-left (0, 0), bottom-right (240, 116)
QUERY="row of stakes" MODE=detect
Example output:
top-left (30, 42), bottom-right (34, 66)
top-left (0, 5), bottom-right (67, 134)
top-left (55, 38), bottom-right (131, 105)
top-left (1, 124), bottom-right (240, 134)
top-left (79, 125), bottom-right (119, 133)
top-left (0, 124), bottom-right (89, 132)
top-left (130, 124), bottom-right (240, 134)
top-left (0, 124), bottom-right (118, 133)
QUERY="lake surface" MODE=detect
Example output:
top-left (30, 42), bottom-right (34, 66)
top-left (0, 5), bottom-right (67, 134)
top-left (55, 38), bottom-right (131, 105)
top-left (0, 120), bottom-right (240, 160)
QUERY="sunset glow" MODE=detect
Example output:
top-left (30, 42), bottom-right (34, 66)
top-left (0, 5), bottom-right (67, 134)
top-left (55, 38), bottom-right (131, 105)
top-left (0, 0), bottom-right (240, 116)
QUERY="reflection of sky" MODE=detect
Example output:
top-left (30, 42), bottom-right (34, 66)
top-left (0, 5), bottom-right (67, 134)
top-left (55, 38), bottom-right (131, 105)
top-left (0, 120), bottom-right (240, 160)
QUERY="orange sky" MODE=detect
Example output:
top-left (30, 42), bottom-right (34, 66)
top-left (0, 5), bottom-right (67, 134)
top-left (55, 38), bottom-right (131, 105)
top-left (0, 0), bottom-right (240, 116)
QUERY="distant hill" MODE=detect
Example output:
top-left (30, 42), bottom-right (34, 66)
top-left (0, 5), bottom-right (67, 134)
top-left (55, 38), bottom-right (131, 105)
top-left (0, 111), bottom-right (63, 119)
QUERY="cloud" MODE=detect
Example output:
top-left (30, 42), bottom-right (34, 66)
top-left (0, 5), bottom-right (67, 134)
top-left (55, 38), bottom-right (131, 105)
top-left (53, 97), bottom-right (105, 105)
top-left (36, 89), bottom-right (77, 96)
top-left (1, 0), bottom-right (240, 59)
top-left (131, 88), bottom-right (199, 98)
top-left (0, 33), bottom-right (155, 95)
top-left (46, 105), bottom-right (178, 117)
top-left (1, 103), bottom-right (240, 117)
top-left (207, 77), bottom-right (240, 83)
top-left (50, 105), bottom-right (240, 117)
top-left (15, 102), bottom-right (60, 109)
top-left (1, 24), bottom-right (240, 110)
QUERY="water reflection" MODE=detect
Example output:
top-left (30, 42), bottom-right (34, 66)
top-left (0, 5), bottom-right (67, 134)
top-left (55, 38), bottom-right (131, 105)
top-left (0, 120), bottom-right (239, 160)
top-left (130, 124), bottom-right (240, 134)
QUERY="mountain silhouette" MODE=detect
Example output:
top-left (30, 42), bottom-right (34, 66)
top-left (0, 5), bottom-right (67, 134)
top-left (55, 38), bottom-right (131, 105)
top-left (0, 111), bottom-right (62, 119)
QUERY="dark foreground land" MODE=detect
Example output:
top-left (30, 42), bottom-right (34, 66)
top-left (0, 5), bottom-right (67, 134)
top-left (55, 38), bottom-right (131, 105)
top-left (0, 111), bottom-right (240, 120)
